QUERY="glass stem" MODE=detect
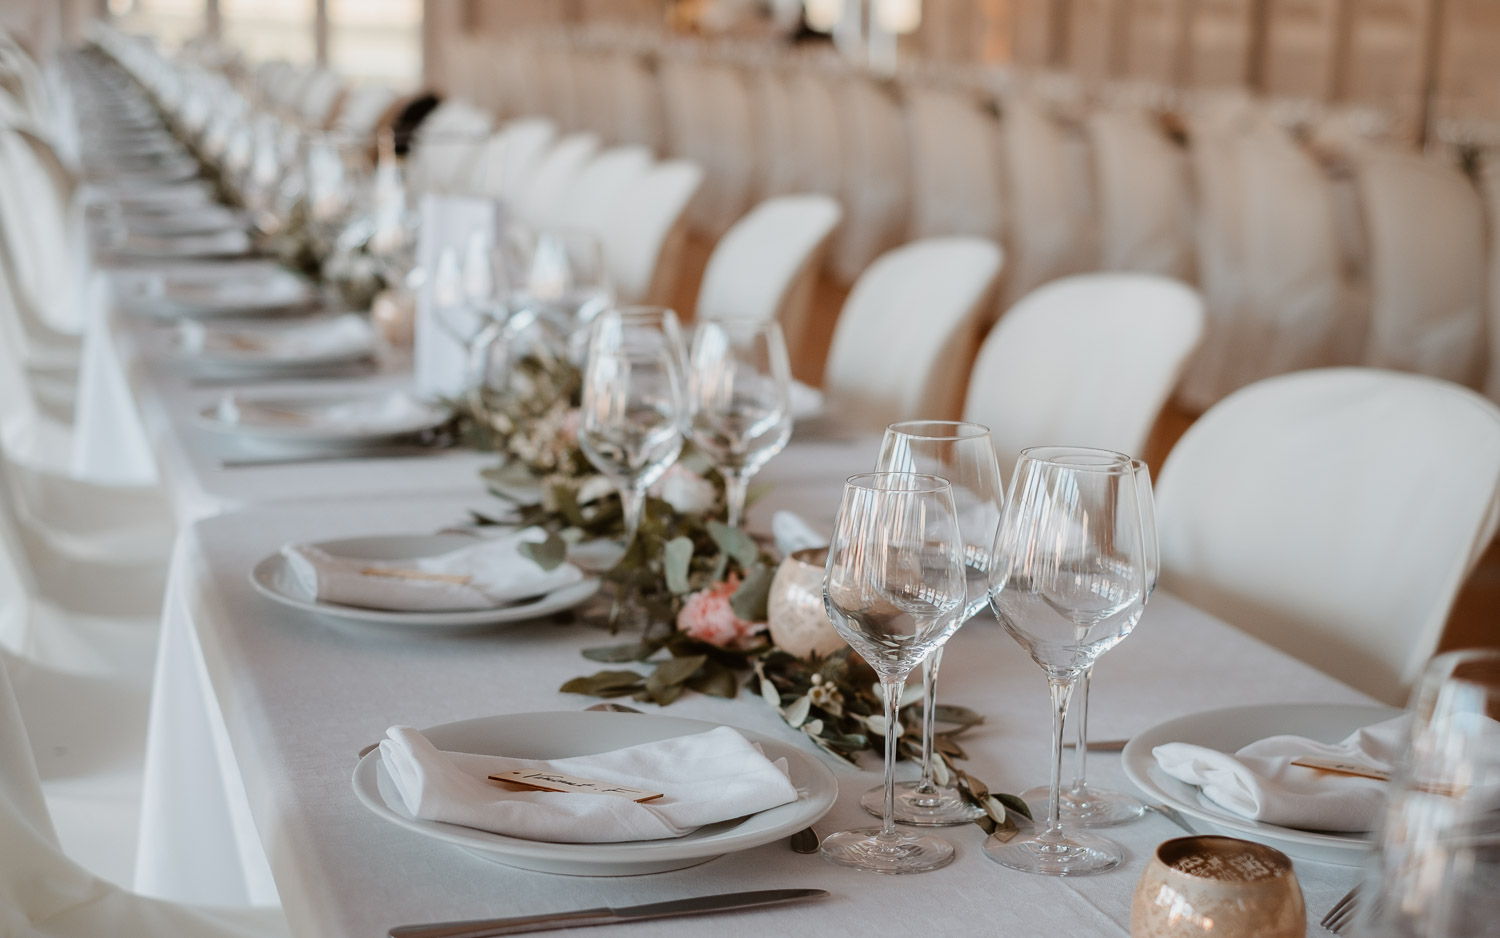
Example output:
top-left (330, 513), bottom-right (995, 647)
top-left (1072, 667), bottom-right (1091, 794)
top-left (723, 470), bottom-right (749, 529)
top-left (620, 485), bottom-right (645, 547)
top-left (879, 674), bottom-right (903, 843)
top-left (916, 647), bottom-right (944, 795)
top-left (1045, 673), bottom-right (1077, 838)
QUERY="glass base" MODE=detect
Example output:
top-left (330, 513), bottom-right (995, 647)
top-left (1020, 784), bottom-right (1145, 828)
top-left (860, 780), bottom-right (986, 827)
top-left (820, 827), bottom-right (956, 874)
top-left (982, 827), bottom-right (1122, 876)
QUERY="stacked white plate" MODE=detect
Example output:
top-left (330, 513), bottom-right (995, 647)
top-left (169, 314), bottom-right (375, 376)
top-left (196, 390), bottom-right (449, 449)
top-left (126, 261), bottom-right (318, 317)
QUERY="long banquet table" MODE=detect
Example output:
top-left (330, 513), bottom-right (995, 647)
top-left (73, 283), bottom-right (1384, 937)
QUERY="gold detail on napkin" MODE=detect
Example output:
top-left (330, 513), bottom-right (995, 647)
top-left (488, 769), bottom-right (665, 803)
top-left (358, 567), bottom-right (474, 586)
top-left (1292, 756), bottom-right (1460, 797)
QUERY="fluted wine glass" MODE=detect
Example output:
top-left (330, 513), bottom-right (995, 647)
top-left (686, 319), bottom-right (793, 529)
top-left (822, 472), bottom-right (968, 874)
top-left (1024, 457), bottom-right (1159, 827)
top-left (986, 447), bottom-right (1149, 875)
top-left (578, 306), bottom-right (686, 548)
top-left (860, 420), bottom-right (1003, 826)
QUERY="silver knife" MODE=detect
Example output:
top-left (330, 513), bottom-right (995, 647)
top-left (387, 888), bottom-right (830, 938)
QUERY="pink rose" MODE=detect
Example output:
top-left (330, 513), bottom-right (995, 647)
top-left (559, 408), bottom-right (583, 443)
top-left (676, 577), bottom-right (766, 649)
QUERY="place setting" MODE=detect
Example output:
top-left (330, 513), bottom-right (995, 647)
top-left (166, 312), bottom-right (377, 377)
top-left (120, 259), bottom-right (320, 318)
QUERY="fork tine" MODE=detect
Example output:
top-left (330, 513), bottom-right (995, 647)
top-left (1320, 885), bottom-right (1360, 933)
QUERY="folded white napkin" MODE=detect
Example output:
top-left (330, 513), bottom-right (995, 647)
top-left (215, 391), bottom-right (435, 433)
top-left (1153, 716), bottom-right (1408, 832)
top-left (280, 528), bottom-right (584, 611)
top-left (379, 725), bottom-right (800, 842)
top-left (789, 381), bottom-right (824, 420)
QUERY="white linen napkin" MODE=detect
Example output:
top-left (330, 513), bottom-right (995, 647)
top-left (280, 528), bottom-right (584, 611)
top-left (379, 725), bottom-right (800, 842)
top-left (1153, 716), bottom-right (1408, 832)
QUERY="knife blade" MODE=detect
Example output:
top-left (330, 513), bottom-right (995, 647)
top-left (387, 888), bottom-right (830, 938)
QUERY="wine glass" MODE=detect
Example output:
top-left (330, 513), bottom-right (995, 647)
top-left (986, 446), bottom-right (1150, 875)
top-left (821, 472), bottom-right (968, 874)
top-left (686, 319), bottom-right (793, 528)
top-left (509, 230), bottom-right (613, 348)
top-left (859, 420), bottom-right (1003, 826)
top-left (1354, 649), bottom-right (1500, 938)
top-left (1025, 457), bottom-right (1159, 827)
top-left (578, 307), bottom-right (687, 548)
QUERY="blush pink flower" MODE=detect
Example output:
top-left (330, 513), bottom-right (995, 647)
top-left (676, 577), bottom-right (766, 649)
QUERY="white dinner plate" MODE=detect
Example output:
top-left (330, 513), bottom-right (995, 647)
top-left (113, 228), bottom-right (253, 260)
top-left (196, 391), bottom-right (450, 445)
top-left (250, 534), bottom-right (601, 633)
top-left (1122, 702), bottom-right (1403, 866)
top-left (146, 263), bottom-right (319, 317)
top-left (168, 316), bottom-right (375, 375)
top-left (351, 710), bottom-right (840, 875)
top-left (126, 203), bottom-right (244, 237)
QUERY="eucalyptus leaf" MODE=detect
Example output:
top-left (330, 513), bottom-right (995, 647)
top-left (707, 521), bottom-right (758, 570)
top-left (996, 792), bottom-right (1034, 821)
top-left (784, 694), bottom-right (812, 728)
top-left (662, 536), bottom-right (695, 594)
top-left (518, 533), bottom-right (568, 571)
top-left (686, 660), bottom-right (738, 698)
top-left (559, 670), bottom-right (647, 695)
top-left (982, 796), bottom-right (1008, 826)
top-left (580, 642), bottom-right (657, 663)
top-left (728, 563), bottom-right (774, 622)
top-left (932, 704), bottom-right (985, 727)
top-left (648, 681), bottom-right (686, 706)
top-left (652, 653), bottom-right (707, 687)
top-left (759, 676), bottom-right (781, 710)
top-left (932, 755), bottom-right (951, 787)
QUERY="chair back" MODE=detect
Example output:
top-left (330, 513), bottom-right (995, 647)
top-left (1356, 148), bottom-right (1486, 387)
top-left (554, 145), bottom-right (653, 235)
top-left (824, 237), bottom-right (1003, 429)
top-left (1086, 109), bottom-right (1194, 281)
top-left (695, 195), bottom-right (842, 350)
top-left (832, 76), bottom-right (910, 282)
top-left (1000, 94), bottom-right (1096, 307)
top-left (905, 88), bottom-right (1005, 242)
top-left (964, 273), bottom-right (1204, 475)
top-left (1483, 156), bottom-right (1500, 404)
top-left (513, 132), bottom-right (600, 228)
top-left (1155, 368), bottom-right (1500, 703)
top-left (601, 160), bottom-right (704, 305)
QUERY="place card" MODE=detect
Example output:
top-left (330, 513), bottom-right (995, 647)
top-left (1291, 756), bottom-right (1390, 781)
top-left (488, 769), bottom-right (665, 803)
top-left (359, 567), bottom-right (473, 586)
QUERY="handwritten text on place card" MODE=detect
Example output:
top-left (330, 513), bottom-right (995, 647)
top-left (488, 769), bottom-right (664, 803)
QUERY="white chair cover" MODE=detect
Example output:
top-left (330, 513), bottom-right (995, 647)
top-left (753, 69), bottom-right (799, 199)
top-left (1084, 109), bottom-right (1194, 280)
top-left (786, 69), bottom-right (844, 202)
top-left (824, 238), bottom-right (1004, 430)
top-left (1155, 368), bottom-right (1500, 704)
top-left (331, 84), bottom-right (397, 138)
top-left (905, 87), bottom-right (1005, 243)
top-left (692, 65), bottom-right (757, 237)
top-left (1178, 117), bottom-right (1347, 412)
top-left (0, 653), bottom-right (289, 938)
top-left (406, 100), bottom-right (493, 196)
top-left (553, 145), bottom-right (653, 236)
top-left (694, 195), bottom-right (842, 352)
top-left (0, 124), bottom-right (86, 335)
top-left (600, 160), bottom-right (704, 305)
top-left (999, 95), bottom-right (1096, 307)
top-left (606, 53), bottom-right (661, 151)
top-left (1483, 156), bottom-right (1500, 404)
top-left (512, 132), bottom-right (600, 229)
top-left (1355, 148), bottom-right (1486, 388)
top-left (296, 69), bottom-right (344, 130)
top-left (476, 117), bottom-right (557, 202)
top-left (964, 273), bottom-right (1205, 474)
top-left (832, 76), bottom-right (909, 283)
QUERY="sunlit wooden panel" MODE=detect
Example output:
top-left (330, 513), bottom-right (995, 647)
top-left (110, 0), bottom-right (205, 51)
top-left (1066, 0), bottom-right (1123, 83)
top-left (1260, 0), bottom-right (1340, 99)
top-left (1124, 0), bottom-right (1189, 84)
top-left (1184, 0), bottom-right (1253, 87)
top-left (1010, 0), bottom-right (1055, 67)
top-left (1340, 0), bottom-right (1432, 127)
top-left (1433, 0), bottom-right (1500, 134)
top-left (221, 0), bottom-right (314, 63)
top-left (328, 0), bottom-right (421, 88)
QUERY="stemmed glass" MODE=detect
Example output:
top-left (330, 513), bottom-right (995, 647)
top-left (986, 447), bottom-right (1150, 875)
top-left (1025, 458), bottom-right (1159, 827)
top-left (822, 472), bottom-right (968, 874)
top-left (578, 307), bottom-right (687, 548)
top-left (511, 230), bottom-right (613, 344)
top-left (686, 319), bottom-right (793, 529)
top-left (859, 420), bottom-right (1003, 826)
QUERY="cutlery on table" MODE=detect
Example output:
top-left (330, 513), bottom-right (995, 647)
top-left (386, 888), bottom-right (831, 938)
top-left (219, 446), bottom-right (450, 468)
top-left (1144, 802), bottom-right (1197, 835)
top-left (1319, 884), bottom-right (1360, 934)
top-left (1063, 738), bottom-right (1130, 752)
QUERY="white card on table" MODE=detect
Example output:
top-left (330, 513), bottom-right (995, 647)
top-left (413, 194), bottom-right (506, 398)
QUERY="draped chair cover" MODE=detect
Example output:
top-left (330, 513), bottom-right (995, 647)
top-left (554, 145), bottom-right (654, 237)
top-left (904, 87), bottom-right (1006, 244)
top-left (0, 124), bottom-right (87, 335)
top-left (296, 68), bottom-right (344, 131)
top-left (694, 194), bottom-right (842, 356)
top-left (999, 95), bottom-right (1097, 308)
top-left (1483, 156), bottom-right (1500, 404)
top-left (331, 85), bottom-right (397, 139)
top-left (605, 53), bottom-right (661, 151)
top-left (1155, 368), bottom-right (1500, 704)
top-left (823, 238), bottom-right (1004, 430)
top-left (406, 100), bottom-right (493, 196)
top-left (1084, 109), bottom-right (1194, 281)
top-left (1355, 148), bottom-right (1487, 388)
top-left (832, 76), bottom-right (910, 283)
top-left (785, 68), bottom-right (844, 203)
top-left (0, 653), bottom-right (289, 938)
top-left (1178, 116), bottom-right (1346, 412)
top-left (512, 132), bottom-right (600, 229)
top-left (963, 273), bottom-right (1204, 475)
top-left (600, 160), bottom-right (704, 305)
top-left (692, 64), bottom-right (758, 238)
top-left (471, 117), bottom-right (555, 202)
top-left (753, 68), bottom-right (799, 199)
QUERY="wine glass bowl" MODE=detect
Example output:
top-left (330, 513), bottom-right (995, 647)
top-left (821, 472), bottom-right (967, 874)
top-left (986, 446), bottom-right (1149, 875)
top-left (686, 319), bottom-right (793, 529)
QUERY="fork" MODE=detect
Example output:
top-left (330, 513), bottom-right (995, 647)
top-left (1320, 884), bottom-right (1360, 934)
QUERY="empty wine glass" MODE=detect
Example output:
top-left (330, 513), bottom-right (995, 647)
top-left (578, 307), bottom-right (686, 548)
top-left (822, 472), bottom-right (968, 874)
top-left (986, 446), bottom-right (1150, 875)
top-left (686, 319), bottom-right (793, 528)
top-left (860, 420), bottom-right (1003, 826)
top-left (1355, 649), bottom-right (1500, 938)
top-left (510, 230), bottom-right (613, 347)
top-left (1025, 457), bottom-right (1159, 827)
